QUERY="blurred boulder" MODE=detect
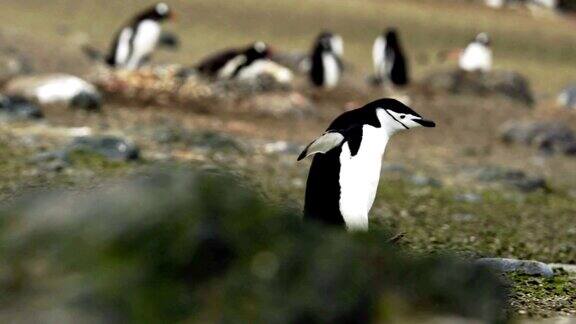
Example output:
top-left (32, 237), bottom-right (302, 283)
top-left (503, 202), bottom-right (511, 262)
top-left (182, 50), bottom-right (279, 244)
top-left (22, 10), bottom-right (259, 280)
top-left (5, 74), bottom-right (102, 111)
top-left (557, 85), bottom-right (576, 109)
top-left (423, 68), bottom-right (535, 106)
top-left (473, 166), bottom-right (549, 192)
top-left (68, 136), bottom-right (140, 161)
top-left (0, 51), bottom-right (31, 84)
top-left (0, 168), bottom-right (509, 323)
top-left (237, 91), bottom-right (315, 118)
top-left (0, 95), bottom-right (43, 121)
top-left (476, 258), bottom-right (555, 277)
top-left (500, 121), bottom-right (576, 156)
top-left (410, 174), bottom-right (443, 187)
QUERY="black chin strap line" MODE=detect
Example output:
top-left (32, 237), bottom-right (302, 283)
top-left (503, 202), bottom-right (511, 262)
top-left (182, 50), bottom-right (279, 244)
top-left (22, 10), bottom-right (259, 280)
top-left (385, 110), bottom-right (409, 130)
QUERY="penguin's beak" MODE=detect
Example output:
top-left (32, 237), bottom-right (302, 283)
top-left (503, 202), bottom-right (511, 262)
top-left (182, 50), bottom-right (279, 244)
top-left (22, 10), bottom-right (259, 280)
top-left (414, 119), bottom-right (436, 128)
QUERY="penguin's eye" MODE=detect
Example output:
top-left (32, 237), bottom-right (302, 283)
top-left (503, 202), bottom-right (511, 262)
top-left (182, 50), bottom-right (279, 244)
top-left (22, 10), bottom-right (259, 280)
top-left (399, 115), bottom-right (406, 119)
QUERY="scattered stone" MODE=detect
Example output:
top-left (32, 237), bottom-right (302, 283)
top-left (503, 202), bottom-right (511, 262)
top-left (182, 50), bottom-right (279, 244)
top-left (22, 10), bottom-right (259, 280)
top-left (557, 85), bottom-right (576, 109)
top-left (237, 92), bottom-right (315, 118)
top-left (476, 258), bottom-right (555, 277)
top-left (423, 68), bottom-right (534, 106)
top-left (0, 95), bottom-right (43, 121)
top-left (262, 141), bottom-right (302, 155)
top-left (473, 166), bottom-right (548, 192)
top-left (382, 163), bottom-right (410, 175)
top-left (5, 74), bottom-right (102, 111)
top-left (186, 131), bottom-right (247, 153)
top-left (549, 263), bottom-right (576, 274)
top-left (454, 193), bottom-right (482, 203)
top-left (500, 121), bottom-right (576, 156)
top-left (410, 174), bottom-right (443, 187)
top-left (452, 213), bottom-right (476, 222)
top-left (68, 136), bottom-right (140, 161)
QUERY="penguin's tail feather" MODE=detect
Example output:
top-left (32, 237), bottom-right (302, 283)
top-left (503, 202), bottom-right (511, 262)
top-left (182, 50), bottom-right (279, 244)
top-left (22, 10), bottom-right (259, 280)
top-left (81, 45), bottom-right (105, 62)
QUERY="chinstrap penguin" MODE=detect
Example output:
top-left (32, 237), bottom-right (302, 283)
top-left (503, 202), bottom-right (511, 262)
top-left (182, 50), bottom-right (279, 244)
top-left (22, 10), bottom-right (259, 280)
top-left (298, 98), bottom-right (435, 231)
top-left (195, 42), bottom-right (272, 80)
top-left (309, 31), bottom-right (344, 89)
top-left (106, 3), bottom-right (173, 70)
top-left (459, 32), bottom-right (492, 73)
top-left (372, 28), bottom-right (409, 87)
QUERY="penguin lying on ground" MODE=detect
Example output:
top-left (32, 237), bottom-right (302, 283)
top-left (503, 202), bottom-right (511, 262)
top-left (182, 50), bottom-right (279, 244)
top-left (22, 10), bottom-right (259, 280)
top-left (459, 33), bottom-right (492, 73)
top-left (309, 31), bottom-right (344, 89)
top-left (5, 74), bottom-right (102, 111)
top-left (192, 42), bottom-right (292, 83)
top-left (298, 98), bottom-right (435, 231)
top-left (371, 28), bottom-right (409, 87)
top-left (104, 3), bottom-right (173, 70)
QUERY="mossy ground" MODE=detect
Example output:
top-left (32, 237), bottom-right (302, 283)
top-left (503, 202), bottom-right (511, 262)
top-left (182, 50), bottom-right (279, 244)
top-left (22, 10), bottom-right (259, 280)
top-left (0, 0), bottom-right (576, 320)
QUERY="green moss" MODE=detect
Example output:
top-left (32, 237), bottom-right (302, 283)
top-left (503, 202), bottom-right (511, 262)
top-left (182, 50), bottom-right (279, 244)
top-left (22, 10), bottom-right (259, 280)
top-left (507, 270), bottom-right (576, 318)
top-left (66, 150), bottom-right (130, 171)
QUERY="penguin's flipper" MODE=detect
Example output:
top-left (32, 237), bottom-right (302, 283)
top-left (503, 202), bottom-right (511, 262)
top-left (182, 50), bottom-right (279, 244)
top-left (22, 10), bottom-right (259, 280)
top-left (297, 131), bottom-right (344, 161)
top-left (159, 31), bottom-right (180, 50)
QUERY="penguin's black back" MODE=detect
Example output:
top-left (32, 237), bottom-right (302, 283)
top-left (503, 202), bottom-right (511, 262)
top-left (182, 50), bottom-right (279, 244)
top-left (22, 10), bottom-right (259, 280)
top-left (385, 31), bottom-right (409, 86)
top-left (195, 49), bottom-right (242, 77)
top-left (309, 42), bottom-right (326, 87)
top-left (304, 146), bottom-right (345, 226)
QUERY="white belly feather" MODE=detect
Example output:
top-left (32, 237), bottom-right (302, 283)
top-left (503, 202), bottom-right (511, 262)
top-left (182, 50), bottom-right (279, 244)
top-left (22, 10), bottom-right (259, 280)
top-left (459, 43), bottom-right (492, 72)
top-left (338, 125), bottom-right (389, 231)
top-left (322, 53), bottom-right (340, 89)
top-left (125, 20), bottom-right (161, 70)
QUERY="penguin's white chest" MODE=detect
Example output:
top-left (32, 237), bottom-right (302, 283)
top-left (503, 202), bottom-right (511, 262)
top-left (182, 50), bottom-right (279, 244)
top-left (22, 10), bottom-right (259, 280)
top-left (126, 20), bottom-right (162, 69)
top-left (338, 125), bottom-right (388, 231)
top-left (322, 53), bottom-right (340, 89)
top-left (459, 44), bottom-right (492, 72)
top-left (373, 37), bottom-right (387, 76)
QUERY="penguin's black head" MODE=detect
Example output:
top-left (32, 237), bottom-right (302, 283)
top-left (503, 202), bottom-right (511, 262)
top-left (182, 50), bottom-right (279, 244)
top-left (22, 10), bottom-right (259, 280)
top-left (385, 28), bottom-right (400, 45)
top-left (140, 2), bottom-right (172, 21)
top-left (315, 31), bottom-right (343, 56)
top-left (367, 98), bottom-right (436, 132)
top-left (474, 32), bottom-right (490, 46)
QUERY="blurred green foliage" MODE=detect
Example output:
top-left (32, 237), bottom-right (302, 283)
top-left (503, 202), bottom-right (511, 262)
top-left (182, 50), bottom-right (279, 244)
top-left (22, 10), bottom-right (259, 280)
top-left (0, 167), bottom-right (508, 323)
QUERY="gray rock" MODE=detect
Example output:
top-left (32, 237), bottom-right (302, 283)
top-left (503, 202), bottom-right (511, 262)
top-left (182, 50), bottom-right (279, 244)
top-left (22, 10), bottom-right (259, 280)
top-left (423, 68), bottom-right (534, 106)
top-left (473, 166), bottom-right (548, 192)
top-left (0, 95), bottom-right (43, 121)
top-left (454, 193), bottom-right (482, 203)
top-left (557, 85), bottom-right (576, 109)
top-left (500, 121), bottom-right (576, 156)
top-left (452, 213), bottom-right (476, 222)
top-left (69, 136), bottom-right (140, 161)
top-left (382, 163), bottom-right (410, 175)
top-left (262, 141), bottom-right (302, 155)
top-left (235, 92), bottom-right (315, 119)
top-left (410, 174), bottom-right (443, 187)
top-left (476, 257), bottom-right (554, 277)
top-left (186, 131), bottom-right (247, 153)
